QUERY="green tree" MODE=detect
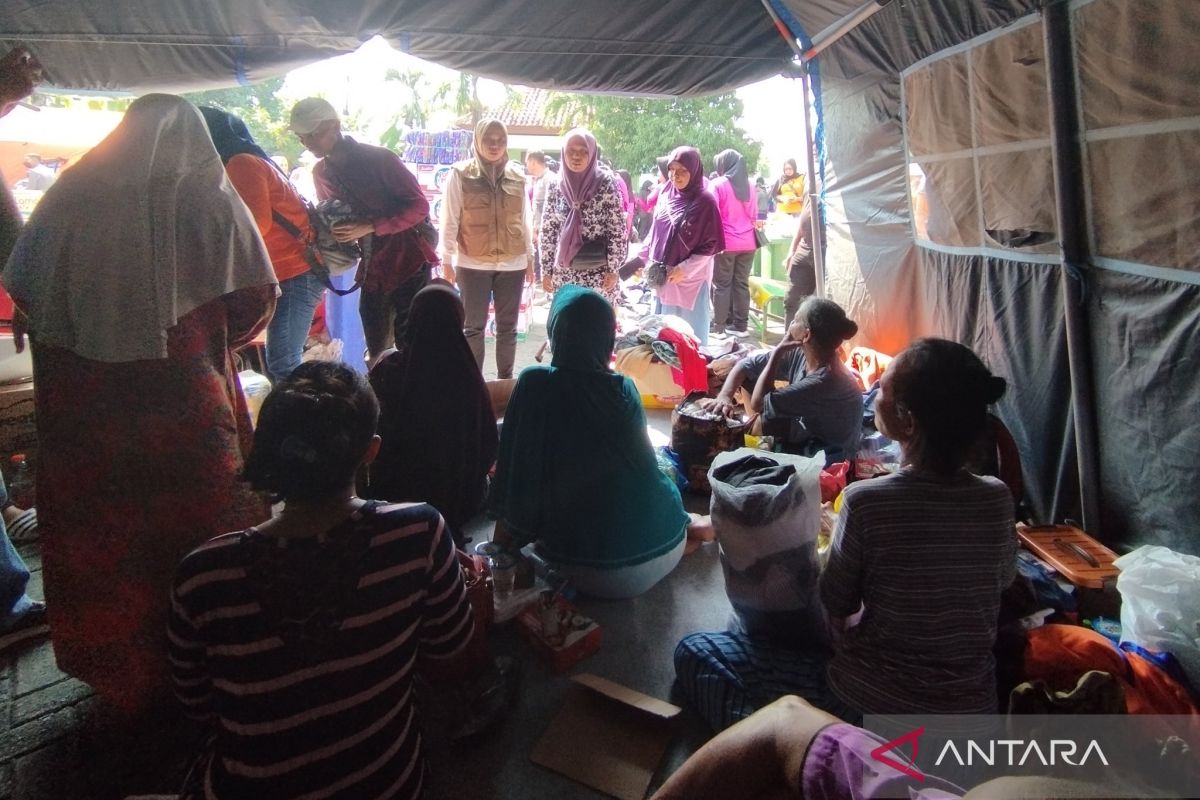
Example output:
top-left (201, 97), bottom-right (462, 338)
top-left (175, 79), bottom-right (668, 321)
top-left (378, 69), bottom-right (452, 151)
top-left (545, 92), bottom-right (763, 177)
top-left (455, 74), bottom-right (484, 129)
top-left (182, 78), bottom-right (301, 165)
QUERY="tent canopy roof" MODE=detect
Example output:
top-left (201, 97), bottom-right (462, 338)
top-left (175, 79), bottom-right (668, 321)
top-left (0, 0), bottom-right (870, 95)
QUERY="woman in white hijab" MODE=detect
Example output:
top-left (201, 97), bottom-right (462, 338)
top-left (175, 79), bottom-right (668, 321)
top-left (1, 94), bottom-right (278, 714)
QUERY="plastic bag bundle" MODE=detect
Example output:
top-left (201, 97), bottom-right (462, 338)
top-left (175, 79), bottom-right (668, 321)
top-left (708, 448), bottom-right (827, 644)
top-left (1114, 545), bottom-right (1200, 692)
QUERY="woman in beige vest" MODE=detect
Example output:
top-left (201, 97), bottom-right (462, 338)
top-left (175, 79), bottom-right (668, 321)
top-left (440, 119), bottom-right (533, 379)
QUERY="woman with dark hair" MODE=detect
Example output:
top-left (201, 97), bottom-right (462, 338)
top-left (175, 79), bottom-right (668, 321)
top-left (538, 128), bottom-right (628, 302)
top-left (490, 285), bottom-right (692, 599)
top-left (819, 338), bottom-right (1016, 715)
top-left (367, 280), bottom-right (498, 544)
top-left (710, 149), bottom-right (759, 338)
top-left (771, 158), bottom-right (805, 216)
top-left (645, 155), bottom-right (671, 213)
top-left (2, 94), bottom-right (277, 712)
top-left (704, 297), bottom-right (862, 463)
top-left (170, 361), bottom-right (475, 800)
top-left (625, 146), bottom-right (724, 345)
top-left (200, 106), bottom-right (324, 382)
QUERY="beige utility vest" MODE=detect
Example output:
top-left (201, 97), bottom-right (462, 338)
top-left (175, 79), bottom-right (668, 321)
top-left (454, 161), bottom-right (528, 261)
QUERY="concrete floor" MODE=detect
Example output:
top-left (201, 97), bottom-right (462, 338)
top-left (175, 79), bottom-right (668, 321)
top-left (426, 494), bottom-right (730, 800)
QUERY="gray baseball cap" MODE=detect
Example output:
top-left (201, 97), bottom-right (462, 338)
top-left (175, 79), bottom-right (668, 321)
top-left (289, 97), bottom-right (339, 135)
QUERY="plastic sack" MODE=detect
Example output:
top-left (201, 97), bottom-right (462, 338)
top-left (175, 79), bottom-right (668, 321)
top-left (855, 431), bottom-right (901, 479)
top-left (655, 446), bottom-right (688, 492)
top-left (1114, 545), bottom-right (1200, 692)
top-left (708, 448), bottom-right (827, 644)
top-left (819, 461), bottom-right (849, 503)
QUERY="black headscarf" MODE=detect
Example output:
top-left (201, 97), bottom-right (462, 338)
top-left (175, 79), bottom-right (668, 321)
top-left (198, 106), bottom-right (272, 166)
top-left (367, 281), bottom-right (497, 540)
top-left (714, 149), bottom-right (750, 202)
top-left (656, 156), bottom-right (670, 180)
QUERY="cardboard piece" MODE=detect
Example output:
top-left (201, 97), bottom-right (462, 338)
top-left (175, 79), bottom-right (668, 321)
top-left (531, 673), bottom-right (681, 800)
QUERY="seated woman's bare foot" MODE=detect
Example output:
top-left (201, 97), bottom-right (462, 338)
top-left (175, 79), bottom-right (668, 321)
top-left (686, 513), bottom-right (715, 543)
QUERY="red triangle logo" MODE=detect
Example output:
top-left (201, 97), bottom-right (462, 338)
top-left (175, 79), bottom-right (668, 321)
top-left (869, 726), bottom-right (926, 782)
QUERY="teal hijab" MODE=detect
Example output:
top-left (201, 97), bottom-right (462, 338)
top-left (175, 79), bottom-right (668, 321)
top-left (491, 286), bottom-right (687, 568)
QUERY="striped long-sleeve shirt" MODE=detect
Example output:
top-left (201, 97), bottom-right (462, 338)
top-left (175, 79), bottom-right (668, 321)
top-left (169, 501), bottom-right (473, 800)
top-left (819, 469), bottom-right (1017, 715)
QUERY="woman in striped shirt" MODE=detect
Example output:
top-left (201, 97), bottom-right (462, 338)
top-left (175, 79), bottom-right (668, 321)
top-left (820, 338), bottom-right (1017, 715)
top-left (169, 361), bottom-right (474, 799)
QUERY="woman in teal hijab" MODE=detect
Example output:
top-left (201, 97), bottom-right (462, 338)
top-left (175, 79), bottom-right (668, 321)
top-left (490, 284), bottom-right (688, 598)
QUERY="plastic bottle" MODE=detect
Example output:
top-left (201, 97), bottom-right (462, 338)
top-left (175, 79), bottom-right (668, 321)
top-left (8, 453), bottom-right (35, 509)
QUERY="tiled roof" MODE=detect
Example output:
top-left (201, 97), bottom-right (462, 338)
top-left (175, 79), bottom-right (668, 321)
top-left (455, 88), bottom-right (569, 133)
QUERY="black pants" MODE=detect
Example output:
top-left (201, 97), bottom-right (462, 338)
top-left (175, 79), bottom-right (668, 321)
top-left (712, 250), bottom-right (755, 332)
top-left (783, 252), bottom-right (817, 331)
top-left (359, 264), bottom-right (431, 358)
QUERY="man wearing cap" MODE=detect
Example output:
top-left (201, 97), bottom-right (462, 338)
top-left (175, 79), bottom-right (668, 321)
top-left (289, 97), bottom-right (437, 364)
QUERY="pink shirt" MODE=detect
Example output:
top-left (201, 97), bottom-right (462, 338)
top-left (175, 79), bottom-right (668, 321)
top-left (710, 177), bottom-right (758, 253)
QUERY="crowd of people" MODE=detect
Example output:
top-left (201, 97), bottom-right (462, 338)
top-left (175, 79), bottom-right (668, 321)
top-left (0, 44), bottom-right (1033, 800)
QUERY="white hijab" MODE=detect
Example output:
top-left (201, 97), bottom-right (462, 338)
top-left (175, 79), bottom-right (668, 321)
top-left (2, 94), bottom-right (277, 363)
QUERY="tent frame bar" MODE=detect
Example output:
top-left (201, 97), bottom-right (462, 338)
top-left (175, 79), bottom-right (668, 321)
top-left (802, 0), bottom-right (895, 62)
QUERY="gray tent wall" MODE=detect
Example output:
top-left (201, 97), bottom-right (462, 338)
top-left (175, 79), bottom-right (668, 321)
top-left (2, 0), bottom-right (1196, 551)
top-left (797, 0), bottom-right (1076, 530)
top-left (805, 0), bottom-right (1199, 552)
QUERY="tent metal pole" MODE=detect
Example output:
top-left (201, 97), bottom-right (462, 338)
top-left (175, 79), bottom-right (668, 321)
top-left (800, 68), bottom-right (824, 297)
top-left (1043, 0), bottom-right (1102, 534)
top-left (760, 0), bottom-right (895, 299)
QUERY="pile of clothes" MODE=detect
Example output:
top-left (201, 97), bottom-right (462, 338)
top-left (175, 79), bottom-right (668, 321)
top-left (615, 315), bottom-right (710, 405)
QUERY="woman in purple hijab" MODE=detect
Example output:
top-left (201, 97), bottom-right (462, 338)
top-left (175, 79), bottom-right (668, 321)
top-left (538, 128), bottom-right (628, 303)
top-left (625, 146), bottom-right (725, 344)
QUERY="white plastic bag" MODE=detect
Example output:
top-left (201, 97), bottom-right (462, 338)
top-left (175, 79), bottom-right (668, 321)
top-left (708, 448), bottom-right (827, 644)
top-left (1114, 545), bottom-right (1200, 691)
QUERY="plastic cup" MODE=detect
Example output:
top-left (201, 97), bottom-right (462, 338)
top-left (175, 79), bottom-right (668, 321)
top-left (489, 553), bottom-right (517, 603)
